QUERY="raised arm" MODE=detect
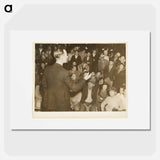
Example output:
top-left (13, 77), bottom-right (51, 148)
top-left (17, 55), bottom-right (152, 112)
top-left (64, 72), bottom-right (91, 92)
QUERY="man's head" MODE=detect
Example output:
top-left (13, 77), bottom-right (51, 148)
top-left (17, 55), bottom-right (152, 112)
top-left (95, 72), bottom-right (101, 79)
top-left (119, 56), bottom-right (125, 64)
top-left (119, 64), bottom-right (124, 71)
top-left (119, 87), bottom-right (124, 94)
top-left (104, 49), bottom-right (108, 56)
top-left (99, 78), bottom-right (104, 85)
top-left (116, 52), bottom-right (121, 57)
top-left (102, 84), bottom-right (108, 90)
top-left (54, 49), bottom-right (68, 64)
top-left (92, 49), bottom-right (97, 56)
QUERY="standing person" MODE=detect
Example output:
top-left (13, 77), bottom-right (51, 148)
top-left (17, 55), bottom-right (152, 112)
top-left (46, 45), bottom-right (54, 65)
top-left (114, 64), bottom-right (126, 90)
top-left (35, 44), bottom-right (44, 64)
top-left (104, 60), bottom-right (115, 88)
top-left (91, 49), bottom-right (98, 72)
top-left (83, 51), bottom-right (92, 71)
top-left (98, 53), bottom-right (105, 72)
top-left (41, 48), bottom-right (91, 111)
top-left (70, 47), bottom-right (82, 69)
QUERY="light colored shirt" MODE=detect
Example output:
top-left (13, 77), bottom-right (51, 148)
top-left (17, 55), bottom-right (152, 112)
top-left (101, 95), bottom-right (120, 111)
top-left (85, 88), bottom-right (93, 103)
top-left (116, 93), bottom-right (127, 110)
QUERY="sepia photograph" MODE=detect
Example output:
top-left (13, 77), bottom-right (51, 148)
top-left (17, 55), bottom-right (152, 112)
top-left (33, 43), bottom-right (127, 114)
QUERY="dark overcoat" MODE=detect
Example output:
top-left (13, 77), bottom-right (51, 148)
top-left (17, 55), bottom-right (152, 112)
top-left (41, 63), bottom-right (85, 111)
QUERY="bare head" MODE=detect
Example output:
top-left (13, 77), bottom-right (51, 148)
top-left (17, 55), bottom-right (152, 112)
top-left (104, 49), bottom-right (108, 56)
top-left (54, 49), bottom-right (68, 64)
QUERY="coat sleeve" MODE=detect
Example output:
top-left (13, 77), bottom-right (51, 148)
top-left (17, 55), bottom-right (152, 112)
top-left (64, 72), bottom-right (86, 92)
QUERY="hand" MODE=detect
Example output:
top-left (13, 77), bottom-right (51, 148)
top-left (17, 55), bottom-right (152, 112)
top-left (83, 72), bottom-right (92, 80)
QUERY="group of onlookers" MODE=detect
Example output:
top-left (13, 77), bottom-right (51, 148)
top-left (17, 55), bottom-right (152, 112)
top-left (35, 44), bottom-right (127, 112)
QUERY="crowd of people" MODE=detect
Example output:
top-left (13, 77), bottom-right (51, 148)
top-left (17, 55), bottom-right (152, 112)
top-left (35, 44), bottom-right (127, 112)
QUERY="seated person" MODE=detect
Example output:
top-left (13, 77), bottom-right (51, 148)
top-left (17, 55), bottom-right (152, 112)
top-left (116, 87), bottom-right (127, 111)
top-left (95, 72), bottom-right (102, 81)
top-left (70, 92), bottom-right (82, 111)
top-left (96, 83), bottom-right (108, 111)
top-left (80, 78), bottom-right (98, 111)
top-left (101, 87), bottom-right (120, 111)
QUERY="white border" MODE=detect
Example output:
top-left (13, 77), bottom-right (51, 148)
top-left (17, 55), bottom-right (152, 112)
top-left (9, 30), bottom-right (150, 130)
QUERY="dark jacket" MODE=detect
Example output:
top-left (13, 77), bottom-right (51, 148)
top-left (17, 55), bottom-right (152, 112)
top-left (70, 55), bottom-right (82, 67)
top-left (90, 54), bottom-right (98, 72)
top-left (114, 69), bottom-right (126, 90)
top-left (104, 65), bottom-right (116, 80)
top-left (80, 85), bottom-right (98, 104)
top-left (41, 63), bottom-right (85, 111)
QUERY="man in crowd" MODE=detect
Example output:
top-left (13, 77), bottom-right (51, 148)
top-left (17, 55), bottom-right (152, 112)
top-left (80, 78), bottom-right (98, 111)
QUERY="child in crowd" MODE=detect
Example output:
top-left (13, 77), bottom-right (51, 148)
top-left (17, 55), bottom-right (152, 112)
top-left (101, 87), bottom-right (120, 111)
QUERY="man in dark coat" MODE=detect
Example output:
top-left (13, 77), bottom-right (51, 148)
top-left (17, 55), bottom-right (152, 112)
top-left (90, 49), bottom-right (98, 72)
top-left (113, 64), bottom-right (126, 90)
top-left (70, 50), bottom-right (82, 69)
top-left (41, 48), bottom-right (91, 111)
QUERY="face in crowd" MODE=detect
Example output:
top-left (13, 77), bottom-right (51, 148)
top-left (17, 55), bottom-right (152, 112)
top-left (102, 84), bottom-right (108, 90)
top-left (119, 87), bottom-right (124, 94)
top-left (104, 49), bottom-right (108, 56)
top-left (109, 90), bottom-right (115, 97)
top-left (119, 64), bottom-right (124, 71)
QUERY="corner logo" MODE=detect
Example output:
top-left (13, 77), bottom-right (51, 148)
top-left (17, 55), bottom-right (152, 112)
top-left (4, 4), bottom-right (12, 13)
